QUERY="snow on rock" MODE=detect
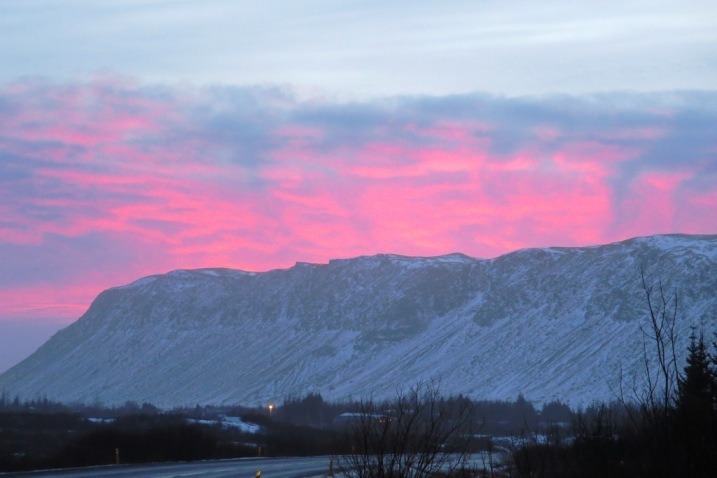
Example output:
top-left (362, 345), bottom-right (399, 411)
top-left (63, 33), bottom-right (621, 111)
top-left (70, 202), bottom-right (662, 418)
top-left (188, 416), bottom-right (261, 433)
top-left (0, 234), bottom-right (715, 408)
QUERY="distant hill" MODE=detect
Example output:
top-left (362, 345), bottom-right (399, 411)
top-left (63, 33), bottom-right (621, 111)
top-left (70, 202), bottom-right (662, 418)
top-left (1, 234), bottom-right (715, 408)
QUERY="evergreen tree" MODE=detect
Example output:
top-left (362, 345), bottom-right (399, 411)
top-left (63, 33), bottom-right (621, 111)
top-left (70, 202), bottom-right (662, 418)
top-left (711, 333), bottom-right (717, 415)
top-left (675, 331), bottom-right (715, 477)
top-left (677, 331), bottom-right (712, 419)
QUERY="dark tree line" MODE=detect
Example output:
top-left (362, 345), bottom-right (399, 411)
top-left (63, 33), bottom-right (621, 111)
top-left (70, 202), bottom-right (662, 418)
top-left (0, 389), bottom-right (568, 474)
top-left (275, 391), bottom-right (571, 436)
top-left (0, 411), bottom-right (257, 472)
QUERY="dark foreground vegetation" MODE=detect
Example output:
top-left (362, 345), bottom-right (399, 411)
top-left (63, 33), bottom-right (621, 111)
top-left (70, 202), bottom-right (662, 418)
top-left (0, 400), bottom-right (251, 472)
top-left (0, 390), bottom-right (562, 474)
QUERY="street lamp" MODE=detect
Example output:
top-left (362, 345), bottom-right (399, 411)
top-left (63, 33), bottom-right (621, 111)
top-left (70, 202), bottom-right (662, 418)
top-left (268, 404), bottom-right (274, 416)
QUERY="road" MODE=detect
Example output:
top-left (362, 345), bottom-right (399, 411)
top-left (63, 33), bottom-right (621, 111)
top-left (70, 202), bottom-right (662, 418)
top-left (1, 456), bottom-right (333, 478)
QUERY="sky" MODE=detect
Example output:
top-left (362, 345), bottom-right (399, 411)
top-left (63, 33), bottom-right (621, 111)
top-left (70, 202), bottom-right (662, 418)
top-left (1, 0), bottom-right (716, 373)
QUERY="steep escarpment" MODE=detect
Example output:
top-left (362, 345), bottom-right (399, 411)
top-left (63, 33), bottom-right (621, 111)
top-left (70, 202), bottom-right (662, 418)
top-left (1, 235), bottom-right (715, 408)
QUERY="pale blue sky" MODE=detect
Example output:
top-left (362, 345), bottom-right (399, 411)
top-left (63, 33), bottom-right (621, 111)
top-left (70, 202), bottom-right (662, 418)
top-left (2, 1), bottom-right (715, 98)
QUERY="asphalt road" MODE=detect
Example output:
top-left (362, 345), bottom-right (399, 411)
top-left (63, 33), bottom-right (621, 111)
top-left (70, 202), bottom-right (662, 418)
top-left (1, 456), bottom-right (333, 478)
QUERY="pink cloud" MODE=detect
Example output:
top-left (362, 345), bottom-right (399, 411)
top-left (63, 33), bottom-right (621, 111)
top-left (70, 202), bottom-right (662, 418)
top-left (615, 171), bottom-right (696, 236)
top-left (1, 80), bottom-right (715, 323)
top-left (0, 280), bottom-right (126, 322)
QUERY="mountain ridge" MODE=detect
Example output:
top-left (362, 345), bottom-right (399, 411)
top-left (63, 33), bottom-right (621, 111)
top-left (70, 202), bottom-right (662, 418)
top-left (1, 234), bottom-right (716, 408)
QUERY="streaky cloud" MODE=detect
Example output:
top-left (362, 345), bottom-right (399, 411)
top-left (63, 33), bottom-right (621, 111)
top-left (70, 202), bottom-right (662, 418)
top-left (1, 77), bottom-right (716, 322)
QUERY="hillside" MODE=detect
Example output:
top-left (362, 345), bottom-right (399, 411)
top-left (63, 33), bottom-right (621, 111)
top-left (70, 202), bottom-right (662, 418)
top-left (1, 234), bottom-right (715, 408)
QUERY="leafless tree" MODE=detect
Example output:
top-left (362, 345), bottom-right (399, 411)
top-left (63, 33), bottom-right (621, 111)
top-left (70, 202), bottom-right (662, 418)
top-left (638, 268), bottom-right (681, 415)
top-left (615, 269), bottom-right (680, 425)
top-left (612, 268), bottom-right (683, 475)
top-left (336, 382), bottom-right (476, 477)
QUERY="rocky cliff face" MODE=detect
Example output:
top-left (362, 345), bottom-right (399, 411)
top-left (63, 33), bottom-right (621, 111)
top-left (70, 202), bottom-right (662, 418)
top-left (1, 234), bottom-right (715, 408)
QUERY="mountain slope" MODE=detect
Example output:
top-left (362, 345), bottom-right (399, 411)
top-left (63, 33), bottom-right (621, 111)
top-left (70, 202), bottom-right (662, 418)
top-left (1, 234), bottom-right (715, 408)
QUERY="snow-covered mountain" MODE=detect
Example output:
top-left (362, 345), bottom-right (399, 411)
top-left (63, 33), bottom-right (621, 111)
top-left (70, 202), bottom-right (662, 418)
top-left (1, 234), bottom-right (715, 408)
